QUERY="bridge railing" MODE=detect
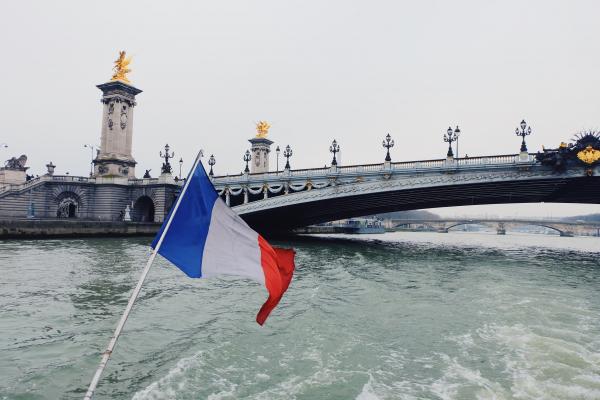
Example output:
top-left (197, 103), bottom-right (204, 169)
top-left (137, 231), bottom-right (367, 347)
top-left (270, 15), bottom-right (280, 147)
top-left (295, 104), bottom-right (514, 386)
top-left (0, 175), bottom-right (92, 195)
top-left (48, 175), bottom-right (94, 183)
top-left (456, 154), bottom-right (519, 166)
top-left (0, 174), bottom-right (185, 196)
top-left (212, 153), bottom-right (529, 184)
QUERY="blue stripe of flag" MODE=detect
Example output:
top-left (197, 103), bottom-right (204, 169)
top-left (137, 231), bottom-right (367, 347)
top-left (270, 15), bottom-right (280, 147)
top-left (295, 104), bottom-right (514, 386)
top-left (151, 161), bottom-right (219, 278)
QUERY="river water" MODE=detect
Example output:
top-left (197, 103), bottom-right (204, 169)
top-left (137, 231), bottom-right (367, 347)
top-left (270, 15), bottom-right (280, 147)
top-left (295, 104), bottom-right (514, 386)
top-left (1, 232), bottom-right (600, 400)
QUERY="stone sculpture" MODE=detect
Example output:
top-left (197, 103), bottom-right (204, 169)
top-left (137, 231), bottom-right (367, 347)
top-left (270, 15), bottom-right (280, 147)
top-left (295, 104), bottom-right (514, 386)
top-left (4, 155), bottom-right (27, 170)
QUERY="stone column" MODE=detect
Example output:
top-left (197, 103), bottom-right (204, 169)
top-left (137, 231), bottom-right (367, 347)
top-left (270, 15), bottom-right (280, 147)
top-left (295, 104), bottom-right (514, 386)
top-left (94, 81), bottom-right (142, 178)
top-left (248, 137), bottom-right (274, 174)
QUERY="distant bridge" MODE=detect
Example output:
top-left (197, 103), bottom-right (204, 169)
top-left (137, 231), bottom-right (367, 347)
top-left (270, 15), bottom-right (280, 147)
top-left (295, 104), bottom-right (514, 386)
top-left (211, 152), bottom-right (600, 233)
top-left (387, 218), bottom-right (600, 237)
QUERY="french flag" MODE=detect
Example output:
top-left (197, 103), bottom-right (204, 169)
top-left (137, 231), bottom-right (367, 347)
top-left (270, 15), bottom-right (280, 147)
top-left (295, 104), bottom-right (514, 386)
top-left (151, 156), bottom-right (295, 325)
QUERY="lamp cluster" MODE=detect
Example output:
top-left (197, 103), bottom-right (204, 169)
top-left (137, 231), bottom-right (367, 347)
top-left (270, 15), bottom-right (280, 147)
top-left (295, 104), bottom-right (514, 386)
top-left (153, 119), bottom-right (532, 178)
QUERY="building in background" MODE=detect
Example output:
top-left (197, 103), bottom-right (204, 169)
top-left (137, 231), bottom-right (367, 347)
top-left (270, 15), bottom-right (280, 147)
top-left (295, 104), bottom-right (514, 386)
top-left (0, 52), bottom-right (181, 223)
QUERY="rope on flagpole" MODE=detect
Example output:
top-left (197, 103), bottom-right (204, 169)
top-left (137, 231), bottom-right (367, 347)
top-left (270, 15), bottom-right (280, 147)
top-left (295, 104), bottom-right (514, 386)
top-left (83, 150), bottom-right (204, 400)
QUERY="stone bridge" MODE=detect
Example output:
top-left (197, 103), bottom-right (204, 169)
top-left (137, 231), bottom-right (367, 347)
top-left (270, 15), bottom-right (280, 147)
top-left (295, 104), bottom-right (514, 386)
top-left (0, 174), bottom-right (180, 222)
top-left (211, 152), bottom-right (600, 233)
top-left (388, 218), bottom-right (600, 237)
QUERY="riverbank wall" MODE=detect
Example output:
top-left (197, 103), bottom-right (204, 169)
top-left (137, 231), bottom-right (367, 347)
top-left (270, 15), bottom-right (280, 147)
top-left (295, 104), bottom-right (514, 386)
top-left (0, 219), bottom-right (161, 239)
top-left (0, 220), bottom-right (358, 239)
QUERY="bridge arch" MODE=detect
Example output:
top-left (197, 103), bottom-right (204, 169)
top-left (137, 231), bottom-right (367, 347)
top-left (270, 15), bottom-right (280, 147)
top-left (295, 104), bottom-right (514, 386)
top-left (214, 157), bottom-right (600, 233)
top-left (132, 195), bottom-right (155, 222)
top-left (55, 191), bottom-right (81, 218)
top-left (445, 222), bottom-right (495, 232)
top-left (509, 223), bottom-right (564, 236)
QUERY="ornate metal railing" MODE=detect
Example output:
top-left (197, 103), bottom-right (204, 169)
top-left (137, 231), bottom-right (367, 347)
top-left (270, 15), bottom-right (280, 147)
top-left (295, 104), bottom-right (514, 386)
top-left (212, 153), bottom-right (531, 184)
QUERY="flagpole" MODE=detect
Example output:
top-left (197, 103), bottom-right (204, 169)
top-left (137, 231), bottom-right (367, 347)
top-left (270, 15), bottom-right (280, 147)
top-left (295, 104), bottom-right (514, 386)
top-left (83, 150), bottom-right (204, 400)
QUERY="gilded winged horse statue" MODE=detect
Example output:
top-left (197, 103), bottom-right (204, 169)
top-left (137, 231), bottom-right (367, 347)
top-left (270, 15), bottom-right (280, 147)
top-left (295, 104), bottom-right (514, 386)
top-left (111, 51), bottom-right (132, 83)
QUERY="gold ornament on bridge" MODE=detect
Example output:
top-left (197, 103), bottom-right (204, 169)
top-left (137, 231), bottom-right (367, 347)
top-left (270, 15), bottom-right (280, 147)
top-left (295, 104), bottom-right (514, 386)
top-left (576, 145), bottom-right (600, 165)
top-left (111, 51), bottom-right (132, 83)
top-left (255, 121), bottom-right (271, 138)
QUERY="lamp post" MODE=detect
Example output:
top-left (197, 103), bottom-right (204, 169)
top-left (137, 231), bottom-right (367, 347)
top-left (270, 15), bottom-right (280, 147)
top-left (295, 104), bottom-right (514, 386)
top-left (160, 144), bottom-right (175, 174)
top-left (329, 139), bottom-right (340, 166)
top-left (382, 133), bottom-right (395, 162)
top-left (283, 145), bottom-right (292, 169)
top-left (515, 119), bottom-right (532, 153)
top-left (84, 144), bottom-right (95, 176)
top-left (243, 150), bottom-right (251, 173)
top-left (1, 143), bottom-right (8, 166)
top-left (276, 145), bottom-right (280, 173)
top-left (453, 126), bottom-right (461, 158)
top-left (208, 154), bottom-right (216, 176)
top-left (443, 126), bottom-right (458, 158)
top-left (178, 157), bottom-right (183, 179)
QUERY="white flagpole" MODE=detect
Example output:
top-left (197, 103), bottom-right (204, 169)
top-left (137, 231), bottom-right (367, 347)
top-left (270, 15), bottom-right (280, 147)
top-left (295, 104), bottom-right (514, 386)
top-left (83, 150), bottom-right (204, 400)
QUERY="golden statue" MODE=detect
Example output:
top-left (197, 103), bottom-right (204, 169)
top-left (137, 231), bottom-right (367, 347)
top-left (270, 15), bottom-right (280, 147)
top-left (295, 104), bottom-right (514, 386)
top-left (577, 145), bottom-right (600, 165)
top-left (111, 51), bottom-right (132, 83)
top-left (255, 121), bottom-right (271, 138)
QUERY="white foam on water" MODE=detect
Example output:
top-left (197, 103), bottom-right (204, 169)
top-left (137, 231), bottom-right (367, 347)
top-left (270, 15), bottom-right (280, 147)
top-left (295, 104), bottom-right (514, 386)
top-left (355, 374), bottom-right (381, 400)
top-left (132, 349), bottom-right (238, 400)
top-left (435, 320), bottom-right (600, 400)
top-left (489, 324), bottom-right (600, 400)
top-left (132, 353), bottom-right (199, 400)
top-left (132, 341), bottom-right (368, 400)
top-left (431, 354), bottom-right (509, 400)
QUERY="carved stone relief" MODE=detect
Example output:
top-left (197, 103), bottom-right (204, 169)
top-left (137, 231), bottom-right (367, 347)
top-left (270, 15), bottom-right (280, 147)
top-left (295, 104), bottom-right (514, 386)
top-left (120, 105), bottom-right (127, 129)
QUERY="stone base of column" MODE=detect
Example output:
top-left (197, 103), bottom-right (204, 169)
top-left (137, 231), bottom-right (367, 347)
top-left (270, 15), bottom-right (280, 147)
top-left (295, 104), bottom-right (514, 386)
top-left (94, 157), bottom-right (136, 178)
top-left (157, 173), bottom-right (176, 184)
top-left (518, 151), bottom-right (530, 162)
top-left (0, 168), bottom-right (27, 185)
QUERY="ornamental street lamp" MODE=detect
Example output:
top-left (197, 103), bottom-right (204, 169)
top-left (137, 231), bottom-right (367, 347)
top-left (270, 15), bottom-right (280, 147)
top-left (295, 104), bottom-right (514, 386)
top-left (443, 126), bottom-right (458, 157)
top-left (178, 157), bottom-right (183, 179)
top-left (382, 133), bottom-right (395, 162)
top-left (329, 139), bottom-right (340, 166)
top-left (208, 154), bottom-right (216, 176)
top-left (84, 144), bottom-right (95, 176)
top-left (283, 145), bottom-right (292, 169)
top-left (454, 126), bottom-right (461, 158)
top-left (276, 145), bottom-right (280, 173)
top-left (160, 144), bottom-right (175, 174)
top-left (515, 119), bottom-right (532, 152)
top-left (243, 150), bottom-right (251, 173)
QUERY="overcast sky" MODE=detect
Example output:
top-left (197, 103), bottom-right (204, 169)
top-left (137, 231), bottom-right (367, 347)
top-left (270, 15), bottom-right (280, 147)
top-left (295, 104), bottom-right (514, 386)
top-left (2, 0), bottom-right (600, 217)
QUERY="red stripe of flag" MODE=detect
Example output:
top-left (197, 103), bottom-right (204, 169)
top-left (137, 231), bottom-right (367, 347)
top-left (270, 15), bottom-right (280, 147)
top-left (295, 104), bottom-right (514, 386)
top-left (256, 236), bottom-right (296, 325)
